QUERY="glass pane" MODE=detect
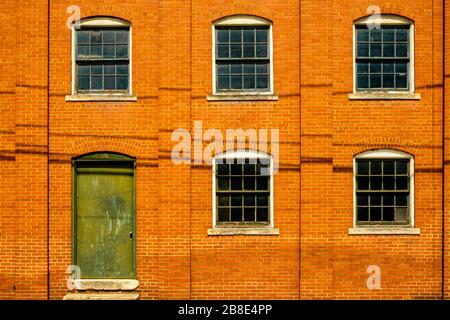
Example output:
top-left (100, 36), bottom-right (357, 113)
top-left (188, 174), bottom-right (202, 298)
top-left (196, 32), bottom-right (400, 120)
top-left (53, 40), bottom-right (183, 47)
top-left (357, 177), bottom-right (369, 190)
top-left (116, 45), bottom-right (128, 58)
top-left (116, 76), bottom-right (128, 90)
top-left (370, 177), bottom-right (382, 190)
top-left (357, 75), bottom-right (369, 89)
top-left (243, 29), bottom-right (254, 42)
top-left (243, 44), bottom-right (255, 57)
top-left (395, 207), bottom-right (408, 222)
top-left (244, 196), bottom-right (255, 206)
top-left (217, 29), bottom-right (229, 43)
top-left (383, 63), bottom-right (395, 73)
top-left (396, 44), bottom-right (408, 57)
top-left (231, 196), bottom-right (242, 206)
top-left (104, 45), bottom-right (115, 58)
top-left (383, 194), bottom-right (394, 206)
top-left (217, 45), bottom-right (230, 58)
top-left (230, 75), bottom-right (242, 89)
top-left (91, 65), bottom-right (102, 75)
top-left (78, 65), bottom-right (90, 75)
top-left (230, 29), bottom-right (242, 42)
top-left (117, 64), bottom-right (128, 75)
top-left (218, 177), bottom-right (229, 190)
top-left (370, 29), bottom-right (382, 42)
top-left (103, 30), bottom-right (115, 43)
top-left (396, 63), bottom-right (408, 73)
top-left (370, 74), bottom-right (381, 88)
top-left (244, 177), bottom-right (255, 190)
top-left (257, 195), bottom-right (268, 206)
top-left (371, 161), bottom-right (382, 174)
top-left (396, 74), bottom-right (408, 89)
top-left (256, 75), bottom-right (268, 89)
top-left (77, 30), bottom-right (89, 44)
top-left (356, 63), bottom-right (369, 74)
top-left (255, 45), bottom-right (268, 58)
top-left (231, 208), bottom-right (242, 221)
top-left (357, 161), bottom-right (369, 175)
top-left (77, 45), bottom-right (89, 57)
top-left (230, 45), bottom-right (242, 58)
top-left (256, 176), bottom-right (269, 190)
top-left (104, 65), bottom-right (115, 75)
top-left (230, 64), bottom-right (242, 75)
top-left (78, 76), bottom-right (90, 90)
top-left (218, 195), bottom-right (229, 207)
top-left (357, 207), bottom-right (369, 221)
top-left (383, 161), bottom-right (395, 174)
top-left (383, 44), bottom-right (395, 57)
top-left (384, 176), bottom-right (395, 190)
top-left (396, 29), bottom-right (408, 42)
top-left (370, 207), bottom-right (382, 221)
top-left (90, 30), bottom-right (102, 44)
top-left (356, 29), bottom-right (369, 41)
top-left (243, 76), bottom-right (255, 89)
top-left (116, 30), bottom-right (129, 44)
top-left (396, 177), bottom-right (408, 190)
top-left (217, 64), bottom-right (229, 75)
top-left (396, 194), bottom-right (408, 206)
top-left (371, 194), bottom-right (381, 206)
top-left (256, 29), bottom-right (268, 42)
top-left (218, 208), bottom-right (229, 222)
top-left (91, 76), bottom-right (103, 90)
top-left (217, 164), bottom-right (229, 175)
top-left (217, 76), bottom-right (229, 90)
top-left (256, 64), bottom-right (268, 74)
top-left (244, 208), bottom-right (255, 222)
top-left (383, 29), bottom-right (395, 42)
top-left (244, 163), bottom-right (256, 175)
top-left (383, 207), bottom-right (395, 221)
top-left (357, 44), bottom-right (369, 57)
top-left (244, 64), bottom-right (255, 74)
top-left (256, 208), bottom-right (269, 222)
top-left (383, 74), bottom-right (395, 88)
top-left (396, 161), bottom-right (408, 174)
top-left (231, 177), bottom-right (242, 190)
top-left (370, 44), bottom-right (382, 57)
top-left (370, 63), bottom-right (382, 73)
top-left (357, 194), bottom-right (369, 206)
top-left (104, 76), bottom-right (115, 90)
top-left (90, 45), bottom-right (102, 57)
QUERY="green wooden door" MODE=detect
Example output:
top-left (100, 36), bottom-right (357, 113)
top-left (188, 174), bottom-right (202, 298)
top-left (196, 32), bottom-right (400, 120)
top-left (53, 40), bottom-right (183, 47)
top-left (74, 157), bottom-right (135, 279)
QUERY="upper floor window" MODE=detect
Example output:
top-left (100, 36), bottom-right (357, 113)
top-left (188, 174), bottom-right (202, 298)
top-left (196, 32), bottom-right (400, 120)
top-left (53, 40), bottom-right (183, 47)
top-left (354, 149), bottom-right (414, 226)
top-left (212, 15), bottom-right (273, 95)
top-left (71, 17), bottom-right (133, 97)
top-left (354, 15), bottom-right (414, 94)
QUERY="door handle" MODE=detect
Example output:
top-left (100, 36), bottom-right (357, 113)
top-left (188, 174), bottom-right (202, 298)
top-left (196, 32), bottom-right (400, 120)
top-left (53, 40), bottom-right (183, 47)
top-left (129, 231), bottom-right (133, 239)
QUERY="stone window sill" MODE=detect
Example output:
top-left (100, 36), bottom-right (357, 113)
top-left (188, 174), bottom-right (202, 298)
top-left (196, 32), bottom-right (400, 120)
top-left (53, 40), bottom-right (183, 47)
top-left (65, 94), bottom-right (137, 102)
top-left (207, 93), bottom-right (278, 102)
top-left (63, 293), bottom-right (139, 300)
top-left (348, 227), bottom-right (420, 235)
top-left (70, 279), bottom-right (139, 291)
top-left (208, 227), bottom-right (280, 236)
top-left (348, 92), bottom-right (421, 100)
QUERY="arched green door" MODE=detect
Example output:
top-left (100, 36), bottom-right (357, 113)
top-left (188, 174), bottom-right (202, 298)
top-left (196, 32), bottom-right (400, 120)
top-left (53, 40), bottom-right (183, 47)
top-left (73, 153), bottom-right (135, 279)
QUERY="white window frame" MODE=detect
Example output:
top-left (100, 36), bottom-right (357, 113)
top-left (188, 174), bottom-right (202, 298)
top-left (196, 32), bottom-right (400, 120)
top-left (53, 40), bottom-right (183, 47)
top-left (349, 149), bottom-right (420, 235)
top-left (350, 14), bottom-right (420, 100)
top-left (67, 16), bottom-right (136, 102)
top-left (209, 15), bottom-right (277, 101)
top-left (209, 149), bottom-right (279, 236)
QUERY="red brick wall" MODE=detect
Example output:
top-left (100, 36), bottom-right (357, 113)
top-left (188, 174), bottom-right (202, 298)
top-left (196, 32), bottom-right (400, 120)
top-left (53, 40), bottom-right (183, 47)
top-left (0, 0), bottom-right (447, 300)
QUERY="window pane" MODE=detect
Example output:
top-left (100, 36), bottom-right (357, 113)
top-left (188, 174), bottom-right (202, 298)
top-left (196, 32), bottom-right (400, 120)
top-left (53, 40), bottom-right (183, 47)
top-left (357, 194), bottom-right (369, 206)
top-left (217, 76), bottom-right (229, 90)
top-left (383, 207), bottom-right (395, 221)
top-left (243, 29), bottom-right (254, 42)
top-left (396, 44), bottom-right (408, 57)
top-left (257, 195), bottom-right (268, 206)
top-left (384, 176), bottom-right (395, 190)
top-left (357, 177), bottom-right (369, 190)
top-left (77, 30), bottom-right (90, 44)
top-left (256, 64), bottom-right (268, 74)
top-left (383, 44), bottom-right (395, 57)
top-left (357, 207), bottom-right (369, 221)
top-left (383, 74), bottom-right (395, 88)
top-left (370, 207), bottom-right (382, 221)
top-left (357, 75), bottom-right (369, 89)
top-left (370, 194), bottom-right (381, 206)
top-left (103, 30), bottom-right (115, 43)
top-left (256, 208), bottom-right (269, 222)
top-left (370, 29), bottom-right (382, 42)
top-left (231, 208), bottom-right (242, 221)
top-left (244, 196), bottom-right (255, 206)
top-left (357, 161), bottom-right (369, 175)
top-left (117, 64), bottom-right (128, 75)
top-left (218, 208), bottom-right (230, 222)
top-left (256, 75), bottom-right (268, 89)
top-left (243, 64), bottom-right (255, 74)
top-left (116, 45), bottom-right (128, 58)
top-left (370, 74), bottom-right (381, 88)
top-left (383, 160), bottom-right (395, 174)
top-left (116, 30), bottom-right (129, 44)
top-left (217, 164), bottom-right (229, 175)
top-left (383, 29), bottom-right (395, 42)
top-left (396, 63), bottom-right (408, 73)
top-left (357, 44), bottom-right (369, 57)
top-left (396, 177), bottom-right (408, 190)
top-left (383, 194), bottom-right (394, 206)
top-left (90, 30), bottom-right (102, 43)
top-left (78, 76), bottom-right (90, 90)
top-left (371, 161), bottom-right (382, 175)
top-left (356, 29), bottom-right (369, 41)
top-left (396, 161), bottom-right (408, 174)
top-left (243, 44), bottom-right (255, 57)
top-left (218, 177), bottom-right (229, 190)
top-left (370, 44), bottom-right (382, 57)
top-left (256, 45), bottom-right (268, 58)
top-left (77, 45), bottom-right (89, 57)
top-left (218, 195), bottom-right (229, 207)
top-left (230, 76), bottom-right (242, 89)
top-left (104, 65), bottom-right (115, 75)
top-left (395, 207), bottom-right (408, 222)
top-left (91, 76), bottom-right (102, 90)
top-left (244, 177), bottom-right (255, 190)
top-left (256, 176), bottom-right (269, 190)
top-left (244, 208), bottom-right (255, 222)
top-left (231, 177), bottom-right (242, 190)
top-left (370, 176), bottom-right (382, 190)
top-left (78, 65), bottom-right (90, 75)
top-left (370, 63), bottom-right (382, 73)
top-left (217, 29), bottom-right (229, 43)
top-left (104, 76), bottom-right (115, 90)
top-left (230, 45), bottom-right (242, 58)
top-left (217, 45), bottom-right (230, 58)
top-left (117, 76), bottom-right (128, 90)
top-left (90, 45), bottom-right (102, 57)
top-left (217, 64), bottom-right (229, 75)
top-left (396, 74), bottom-right (408, 89)
top-left (396, 29), bottom-right (408, 42)
top-left (256, 29), bottom-right (268, 42)
top-left (104, 45), bottom-right (115, 58)
top-left (396, 194), bottom-right (408, 206)
top-left (231, 196), bottom-right (242, 206)
top-left (230, 64), bottom-right (242, 75)
top-left (357, 63), bottom-right (369, 74)
top-left (383, 63), bottom-right (395, 73)
top-left (230, 29), bottom-right (242, 42)
top-left (243, 76), bottom-right (255, 89)
top-left (91, 65), bottom-right (102, 75)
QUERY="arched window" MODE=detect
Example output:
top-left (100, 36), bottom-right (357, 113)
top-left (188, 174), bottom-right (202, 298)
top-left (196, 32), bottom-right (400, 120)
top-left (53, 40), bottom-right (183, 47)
top-left (353, 14), bottom-right (415, 96)
top-left (210, 150), bottom-right (278, 235)
top-left (72, 152), bottom-right (136, 279)
top-left (69, 17), bottom-right (134, 99)
top-left (212, 15), bottom-right (274, 96)
top-left (352, 149), bottom-right (419, 234)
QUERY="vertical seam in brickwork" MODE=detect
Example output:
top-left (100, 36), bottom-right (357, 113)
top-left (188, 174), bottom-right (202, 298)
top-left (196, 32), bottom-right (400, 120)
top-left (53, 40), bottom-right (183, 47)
top-left (47, 0), bottom-right (50, 300)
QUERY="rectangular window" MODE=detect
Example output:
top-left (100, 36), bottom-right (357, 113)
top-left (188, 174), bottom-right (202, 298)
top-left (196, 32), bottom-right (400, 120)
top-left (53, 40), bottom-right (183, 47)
top-left (76, 28), bottom-right (130, 92)
top-left (355, 26), bottom-right (409, 91)
top-left (215, 27), bottom-right (270, 92)
top-left (356, 159), bottom-right (410, 225)
top-left (216, 158), bottom-right (270, 225)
